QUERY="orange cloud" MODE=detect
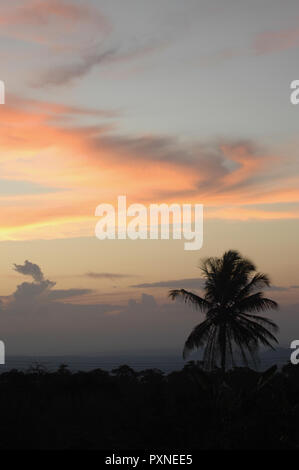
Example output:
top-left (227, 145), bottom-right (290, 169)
top-left (1, 95), bottom-right (299, 240)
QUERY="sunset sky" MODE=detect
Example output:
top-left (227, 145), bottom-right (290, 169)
top-left (0, 0), bottom-right (299, 355)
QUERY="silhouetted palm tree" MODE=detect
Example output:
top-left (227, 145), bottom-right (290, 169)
top-left (169, 250), bottom-right (279, 372)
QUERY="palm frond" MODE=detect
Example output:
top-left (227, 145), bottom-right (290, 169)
top-left (183, 319), bottom-right (213, 359)
top-left (237, 316), bottom-right (278, 348)
top-left (241, 313), bottom-right (279, 333)
top-left (237, 293), bottom-right (278, 313)
top-left (169, 289), bottom-right (210, 312)
top-left (234, 273), bottom-right (271, 302)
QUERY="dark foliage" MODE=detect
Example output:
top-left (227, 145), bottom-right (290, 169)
top-left (1, 361), bottom-right (299, 449)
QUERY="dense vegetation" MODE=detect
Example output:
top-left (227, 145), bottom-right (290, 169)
top-left (1, 361), bottom-right (299, 450)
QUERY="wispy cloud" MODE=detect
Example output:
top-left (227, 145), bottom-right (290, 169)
top-left (8, 93), bottom-right (119, 120)
top-left (1, 94), bottom-right (299, 240)
top-left (48, 288), bottom-right (93, 300)
top-left (0, 179), bottom-right (64, 196)
top-left (265, 285), bottom-right (289, 292)
top-left (132, 280), bottom-right (290, 293)
top-left (254, 25), bottom-right (299, 55)
top-left (0, 0), bottom-right (108, 27)
top-left (32, 39), bottom-right (165, 87)
top-left (31, 47), bottom-right (117, 87)
top-left (0, 1), bottom-right (169, 88)
top-left (198, 23), bottom-right (299, 68)
top-left (131, 278), bottom-right (204, 290)
top-left (0, 0), bottom-right (110, 47)
top-left (86, 272), bottom-right (136, 281)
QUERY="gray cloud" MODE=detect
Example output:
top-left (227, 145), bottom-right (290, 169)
top-left (265, 285), bottom-right (289, 292)
top-left (91, 133), bottom-right (231, 191)
top-left (32, 48), bottom-right (116, 87)
top-left (132, 279), bottom-right (289, 293)
top-left (127, 293), bottom-right (157, 309)
top-left (9, 261), bottom-right (93, 308)
top-left (0, 261), bottom-right (292, 355)
top-left (14, 279), bottom-right (55, 303)
top-left (91, 134), bottom-right (274, 196)
top-left (48, 289), bottom-right (93, 300)
top-left (86, 272), bottom-right (136, 281)
top-left (0, 262), bottom-right (198, 355)
top-left (0, 290), bottom-right (196, 355)
top-left (131, 278), bottom-right (204, 290)
top-left (13, 260), bottom-right (45, 283)
top-left (32, 36), bottom-right (164, 88)
top-left (89, 133), bottom-right (298, 209)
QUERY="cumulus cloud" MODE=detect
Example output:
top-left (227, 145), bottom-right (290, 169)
top-left (127, 293), bottom-right (157, 310)
top-left (0, 261), bottom-right (293, 355)
top-left (14, 279), bottom-right (55, 303)
top-left (13, 260), bottom-right (45, 283)
top-left (0, 261), bottom-right (199, 354)
top-left (9, 261), bottom-right (93, 309)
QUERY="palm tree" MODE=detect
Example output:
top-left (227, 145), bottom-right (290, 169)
top-left (169, 250), bottom-right (279, 372)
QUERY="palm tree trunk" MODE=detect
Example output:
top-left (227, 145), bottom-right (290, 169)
top-left (221, 346), bottom-right (226, 373)
top-left (220, 324), bottom-right (226, 374)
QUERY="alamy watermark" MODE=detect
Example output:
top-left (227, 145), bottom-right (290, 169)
top-left (0, 342), bottom-right (5, 364)
top-left (290, 80), bottom-right (299, 104)
top-left (95, 196), bottom-right (203, 250)
top-left (290, 340), bottom-right (299, 364)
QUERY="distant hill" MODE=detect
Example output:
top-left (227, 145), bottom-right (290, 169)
top-left (1, 347), bottom-right (292, 373)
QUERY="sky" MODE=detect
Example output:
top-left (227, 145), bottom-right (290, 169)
top-left (0, 0), bottom-right (299, 355)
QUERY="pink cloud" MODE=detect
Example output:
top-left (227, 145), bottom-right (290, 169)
top-left (1, 95), bottom-right (299, 240)
top-left (254, 26), bottom-right (299, 54)
top-left (0, 0), bottom-right (109, 28)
